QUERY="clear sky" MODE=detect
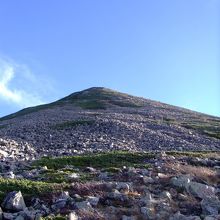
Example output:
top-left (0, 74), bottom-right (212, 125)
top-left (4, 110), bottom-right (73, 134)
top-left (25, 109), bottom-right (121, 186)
top-left (0, 0), bottom-right (219, 117)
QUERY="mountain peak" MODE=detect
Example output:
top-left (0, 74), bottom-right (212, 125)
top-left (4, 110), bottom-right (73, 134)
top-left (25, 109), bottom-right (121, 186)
top-left (59, 87), bottom-right (144, 109)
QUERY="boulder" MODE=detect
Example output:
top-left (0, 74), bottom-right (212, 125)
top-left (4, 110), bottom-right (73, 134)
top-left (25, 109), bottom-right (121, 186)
top-left (86, 196), bottom-right (99, 206)
top-left (187, 182), bottom-right (216, 199)
top-left (2, 191), bottom-right (26, 212)
top-left (3, 212), bottom-right (17, 220)
top-left (201, 196), bottom-right (220, 215)
top-left (69, 212), bottom-right (78, 220)
top-left (171, 175), bottom-right (192, 189)
top-left (169, 212), bottom-right (201, 220)
top-left (75, 201), bottom-right (93, 211)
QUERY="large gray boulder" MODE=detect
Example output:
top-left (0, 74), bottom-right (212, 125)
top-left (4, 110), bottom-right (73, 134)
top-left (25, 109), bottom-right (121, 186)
top-left (201, 196), bottom-right (220, 215)
top-left (75, 201), bottom-right (93, 211)
top-left (170, 175), bottom-right (192, 188)
top-left (2, 191), bottom-right (26, 212)
top-left (187, 182), bottom-right (216, 199)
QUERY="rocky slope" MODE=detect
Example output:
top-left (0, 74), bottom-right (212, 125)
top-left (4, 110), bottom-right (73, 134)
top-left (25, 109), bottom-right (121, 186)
top-left (0, 87), bottom-right (220, 162)
top-left (0, 151), bottom-right (220, 220)
top-left (0, 87), bottom-right (220, 219)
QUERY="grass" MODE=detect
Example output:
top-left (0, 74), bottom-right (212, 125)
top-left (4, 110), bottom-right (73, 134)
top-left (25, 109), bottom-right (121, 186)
top-left (33, 151), bottom-right (220, 171)
top-left (77, 100), bottom-right (107, 110)
top-left (32, 151), bottom-right (154, 170)
top-left (181, 123), bottom-right (220, 139)
top-left (39, 169), bottom-right (95, 183)
top-left (165, 162), bottom-right (219, 185)
top-left (0, 125), bottom-right (7, 129)
top-left (52, 119), bottom-right (95, 130)
top-left (166, 151), bottom-right (219, 158)
top-left (0, 178), bottom-right (64, 202)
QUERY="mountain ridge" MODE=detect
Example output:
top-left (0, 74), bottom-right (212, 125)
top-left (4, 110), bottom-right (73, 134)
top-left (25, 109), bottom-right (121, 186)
top-left (1, 87), bottom-right (217, 121)
top-left (0, 87), bottom-right (219, 156)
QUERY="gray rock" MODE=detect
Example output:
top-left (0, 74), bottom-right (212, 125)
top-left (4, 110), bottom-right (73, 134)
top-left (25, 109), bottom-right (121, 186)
top-left (3, 212), bottom-right (17, 220)
top-left (0, 207), bottom-right (2, 220)
top-left (122, 215), bottom-right (137, 220)
top-left (204, 215), bottom-right (220, 220)
top-left (116, 182), bottom-right (130, 192)
top-left (51, 199), bottom-right (67, 211)
top-left (171, 175), bottom-right (192, 188)
top-left (98, 172), bottom-right (108, 180)
top-left (141, 206), bottom-right (155, 220)
top-left (4, 171), bottom-right (15, 179)
top-left (68, 173), bottom-right (80, 180)
top-left (169, 212), bottom-right (201, 220)
top-left (2, 191), bottom-right (26, 212)
top-left (69, 212), bottom-right (78, 220)
top-left (201, 196), bottom-right (220, 215)
top-left (86, 196), bottom-right (99, 206)
top-left (187, 182), bottom-right (216, 199)
top-left (75, 201), bottom-right (93, 211)
top-left (143, 176), bottom-right (154, 184)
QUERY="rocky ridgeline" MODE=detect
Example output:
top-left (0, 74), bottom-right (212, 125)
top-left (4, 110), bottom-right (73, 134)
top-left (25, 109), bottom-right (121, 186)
top-left (0, 152), bottom-right (220, 219)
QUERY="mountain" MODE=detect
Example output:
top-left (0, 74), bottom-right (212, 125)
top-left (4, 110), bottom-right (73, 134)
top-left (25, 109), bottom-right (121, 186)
top-left (0, 87), bottom-right (220, 219)
top-left (0, 87), bottom-right (219, 159)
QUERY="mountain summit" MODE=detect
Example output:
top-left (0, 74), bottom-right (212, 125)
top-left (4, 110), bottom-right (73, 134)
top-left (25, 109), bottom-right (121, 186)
top-left (0, 87), bottom-right (219, 158)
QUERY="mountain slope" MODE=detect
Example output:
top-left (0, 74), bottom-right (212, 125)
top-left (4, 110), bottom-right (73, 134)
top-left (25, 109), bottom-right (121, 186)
top-left (0, 87), bottom-right (219, 159)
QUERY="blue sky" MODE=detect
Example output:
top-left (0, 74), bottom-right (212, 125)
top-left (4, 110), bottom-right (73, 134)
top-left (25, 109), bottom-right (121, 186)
top-left (0, 0), bottom-right (219, 117)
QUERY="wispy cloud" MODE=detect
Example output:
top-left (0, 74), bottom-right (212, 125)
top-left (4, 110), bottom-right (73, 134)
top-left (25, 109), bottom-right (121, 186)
top-left (0, 57), bottom-right (50, 108)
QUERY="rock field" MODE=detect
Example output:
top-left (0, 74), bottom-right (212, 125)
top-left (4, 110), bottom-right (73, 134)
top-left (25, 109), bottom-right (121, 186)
top-left (0, 87), bottom-right (219, 219)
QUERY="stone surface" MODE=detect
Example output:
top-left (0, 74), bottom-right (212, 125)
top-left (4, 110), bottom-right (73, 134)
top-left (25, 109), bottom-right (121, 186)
top-left (201, 196), bottom-right (220, 215)
top-left (2, 191), bottom-right (26, 212)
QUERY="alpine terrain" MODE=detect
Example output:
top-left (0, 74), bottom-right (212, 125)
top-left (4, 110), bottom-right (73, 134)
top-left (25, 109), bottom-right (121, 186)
top-left (0, 87), bottom-right (220, 220)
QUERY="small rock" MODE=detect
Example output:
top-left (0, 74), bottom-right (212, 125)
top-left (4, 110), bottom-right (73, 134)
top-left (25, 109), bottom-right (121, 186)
top-left (86, 196), bottom-right (99, 206)
top-left (2, 191), bottom-right (26, 212)
top-left (204, 215), bottom-right (220, 220)
top-left (69, 212), bottom-right (78, 220)
top-left (0, 207), bottom-right (2, 220)
top-left (75, 201), bottom-right (93, 211)
top-left (171, 175), bottom-right (192, 188)
top-left (141, 206), bottom-right (155, 219)
top-left (161, 191), bottom-right (172, 201)
top-left (68, 173), bottom-right (80, 180)
top-left (116, 182), bottom-right (130, 192)
top-left (169, 212), bottom-right (201, 220)
top-left (122, 215), bottom-right (137, 220)
top-left (51, 199), bottom-right (67, 211)
top-left (98, 172), bottom-right (108, 180)
top-left (4, 171), bottom-right (15, 179)
top-left (85, 167), bottom-right (96, 172)
top-left (3, 212), bottom-right (17, 220)
top-left (201, 196), bottom-right (220, 215)
top-left (143, 176), bottom-right (154, 184)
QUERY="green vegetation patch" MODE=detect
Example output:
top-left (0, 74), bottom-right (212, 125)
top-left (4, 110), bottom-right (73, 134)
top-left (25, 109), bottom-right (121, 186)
top-left (52, 119), bottom-right (95, 130)
top-left (166, 151), bottom-right (219, 158)
top-left (181, 123), bottom-right (220, 139)
top-left (77, 100), bottom-right (107, 110)
top-left (0, 178), bottom-right (64, 202)
top-left (0, 124), bottom-right (7, 129)
top-left (33, 151), bottom-right (154, 170)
